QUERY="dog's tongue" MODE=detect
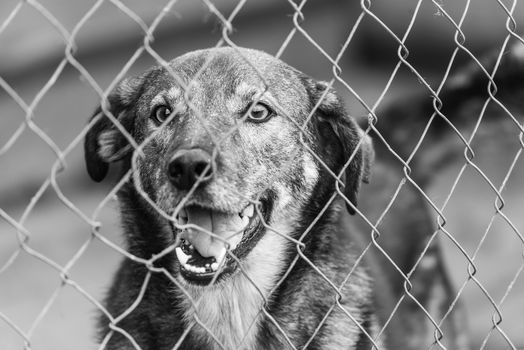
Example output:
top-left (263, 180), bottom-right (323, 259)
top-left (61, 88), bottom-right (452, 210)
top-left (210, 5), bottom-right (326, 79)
top-left (179, 207), bottom-right (245, 260)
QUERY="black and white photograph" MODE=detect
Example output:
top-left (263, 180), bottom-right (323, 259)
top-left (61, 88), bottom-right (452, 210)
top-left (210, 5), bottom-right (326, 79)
top-left (1, 0), bottom-right (523, 349)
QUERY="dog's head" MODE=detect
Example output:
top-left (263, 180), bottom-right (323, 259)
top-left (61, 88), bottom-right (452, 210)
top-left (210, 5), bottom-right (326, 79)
top-left (84, 47), bottom-right (372, 285)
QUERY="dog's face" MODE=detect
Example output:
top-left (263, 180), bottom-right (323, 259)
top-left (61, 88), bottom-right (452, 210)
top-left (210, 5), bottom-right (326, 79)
top-left (84, 47), bottom-right (372, 285)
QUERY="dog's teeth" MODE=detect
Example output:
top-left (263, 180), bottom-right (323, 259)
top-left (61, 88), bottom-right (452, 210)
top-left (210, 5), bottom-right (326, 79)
top-left (217, 248), bottom-right (226, 266)
top-left (241, 204), bottom-right (255, 218)
top-left (175, 247), bottom-right (190, 266)
top-left (177, 244), bottom-right (225, 275)
top-left (185, 264), bottom-right (206, 274)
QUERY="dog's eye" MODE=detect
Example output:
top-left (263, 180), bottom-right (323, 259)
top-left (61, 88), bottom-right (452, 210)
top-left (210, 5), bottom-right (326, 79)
top-left (151, 105), bottom-right (172, 124)
top-left (246, 103), bottom-right (274, 123)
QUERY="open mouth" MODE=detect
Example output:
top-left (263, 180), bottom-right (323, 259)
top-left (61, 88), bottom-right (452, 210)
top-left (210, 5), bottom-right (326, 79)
top-left (172, 203), bottom-right (263, 284)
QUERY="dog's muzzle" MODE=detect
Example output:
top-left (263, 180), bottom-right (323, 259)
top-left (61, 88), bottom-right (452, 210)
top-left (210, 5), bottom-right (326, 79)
top-left (167, 148), bottom-right (268, 283)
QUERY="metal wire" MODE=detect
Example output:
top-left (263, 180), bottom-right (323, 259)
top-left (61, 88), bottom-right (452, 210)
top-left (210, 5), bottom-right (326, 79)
top-left (1, 1), bottom-right (523, 349)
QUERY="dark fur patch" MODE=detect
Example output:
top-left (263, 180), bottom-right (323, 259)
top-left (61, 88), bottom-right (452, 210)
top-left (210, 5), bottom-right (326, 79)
top-left (84, 76), bottom-right (144, 182)
top-left (303, 78), bottom-right (373, 214)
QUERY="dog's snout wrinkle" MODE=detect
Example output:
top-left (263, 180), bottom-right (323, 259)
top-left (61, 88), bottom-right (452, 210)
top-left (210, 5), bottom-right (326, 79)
top-left (168, 149), bottom-right (213, 190)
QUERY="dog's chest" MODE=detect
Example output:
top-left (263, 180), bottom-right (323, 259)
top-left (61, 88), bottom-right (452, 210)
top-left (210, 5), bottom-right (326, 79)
top-left (181, 277), bottom-right (265, 349)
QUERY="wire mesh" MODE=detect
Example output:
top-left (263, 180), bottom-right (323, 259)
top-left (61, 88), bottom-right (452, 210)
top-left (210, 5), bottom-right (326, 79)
top-left (1, 0), bottom-right (523, 349)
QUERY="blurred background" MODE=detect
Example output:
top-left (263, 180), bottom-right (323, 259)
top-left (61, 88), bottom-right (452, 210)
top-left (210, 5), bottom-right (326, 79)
top-left (1, 0), bottom-right (523, 349)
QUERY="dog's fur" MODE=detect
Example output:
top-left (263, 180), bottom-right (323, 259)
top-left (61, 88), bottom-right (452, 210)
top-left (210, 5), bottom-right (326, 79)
top-left (85, 46), bottom-right (524, 349)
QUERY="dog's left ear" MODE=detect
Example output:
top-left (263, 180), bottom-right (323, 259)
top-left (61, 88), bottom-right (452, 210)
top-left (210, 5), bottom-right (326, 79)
top-left (84, 76), bottom-right (144, 182)
top-left (305, 80), bottom-right (374, 214)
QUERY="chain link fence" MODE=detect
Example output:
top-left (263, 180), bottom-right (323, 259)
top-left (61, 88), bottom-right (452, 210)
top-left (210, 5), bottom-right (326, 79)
top-left (1, 0), bottom-right (523, 349)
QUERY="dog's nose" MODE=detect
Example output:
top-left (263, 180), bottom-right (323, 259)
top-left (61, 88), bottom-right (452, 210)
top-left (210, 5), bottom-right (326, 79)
top-left (167, 149), bottom-right (214, 190)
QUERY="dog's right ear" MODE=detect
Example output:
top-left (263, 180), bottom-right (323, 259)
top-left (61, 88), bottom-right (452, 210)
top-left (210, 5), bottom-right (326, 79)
top-left (304, 79), bottom-right (374, 214)
top-left (84, 76), bottom-right (144, 182)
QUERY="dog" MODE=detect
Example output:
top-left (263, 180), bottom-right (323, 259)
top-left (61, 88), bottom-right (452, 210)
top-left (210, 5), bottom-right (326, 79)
top-left (84, 45), bottom-right (523, 349)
